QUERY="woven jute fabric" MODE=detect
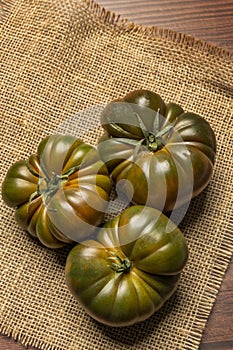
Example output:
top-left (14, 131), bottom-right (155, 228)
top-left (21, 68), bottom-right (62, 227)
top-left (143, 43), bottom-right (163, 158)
top-left (0, 0), bottom-right (233, 349)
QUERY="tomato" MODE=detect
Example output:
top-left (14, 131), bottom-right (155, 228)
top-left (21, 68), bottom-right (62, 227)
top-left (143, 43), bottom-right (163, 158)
top-left (65, 205), bottom-right (189, 327)
top-left (98, 89), bottom-right (216, 212)
top-left (2, 135), bottom-right (112, 248)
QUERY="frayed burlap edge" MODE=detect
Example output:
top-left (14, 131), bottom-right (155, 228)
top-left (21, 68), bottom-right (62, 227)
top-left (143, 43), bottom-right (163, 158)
top-left (0, 1), bottom-right (233, 350)
top-left (1, 0), bottom-right (233, 60)
top-left (0, 0), bottom-right (14, 23)
top-left (85, 0), bottom-right (233, 60)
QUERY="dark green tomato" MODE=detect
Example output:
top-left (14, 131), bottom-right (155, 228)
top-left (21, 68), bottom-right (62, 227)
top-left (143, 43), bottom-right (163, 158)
top-left (98, 89), bottom-right (216, 212)
top-left (2, 135), bottom-right (112, 248)
top-left (65, 205), bottom-right (189, 327)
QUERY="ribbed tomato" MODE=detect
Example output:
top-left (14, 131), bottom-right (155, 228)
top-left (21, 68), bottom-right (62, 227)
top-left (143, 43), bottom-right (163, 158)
top-left (98, 89), bottom-right (216, 212)
top-left (65, 205), bottom-right (189, 327)
top-left (2, 135), bottom-right (112, 248)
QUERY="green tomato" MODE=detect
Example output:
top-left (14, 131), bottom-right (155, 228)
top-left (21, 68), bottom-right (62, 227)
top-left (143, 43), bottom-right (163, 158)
top-left (65, 205), bottom-right (189, 327)
top-left (2, 135), bottom-right (112, 248)
top-left (98, 89), bottom-right (216, 212)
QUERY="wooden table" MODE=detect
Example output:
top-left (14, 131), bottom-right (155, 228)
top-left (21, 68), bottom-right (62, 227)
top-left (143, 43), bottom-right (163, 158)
top-left (0, 1), bottom-right (232, 349)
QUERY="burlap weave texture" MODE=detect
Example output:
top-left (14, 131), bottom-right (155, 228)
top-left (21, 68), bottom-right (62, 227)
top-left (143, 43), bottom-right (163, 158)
top-left (0, 0), bottom-right (233, 349)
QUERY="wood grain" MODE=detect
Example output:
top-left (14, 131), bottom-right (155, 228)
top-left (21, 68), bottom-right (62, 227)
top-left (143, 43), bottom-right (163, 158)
top-left (0, 1), bottom-right (233, 349)
top-left (97, 0), bottom-right (233, 51)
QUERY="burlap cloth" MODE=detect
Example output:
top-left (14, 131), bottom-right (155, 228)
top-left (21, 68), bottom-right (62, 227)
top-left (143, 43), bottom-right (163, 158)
top-left (0, 0), bottom-right (233, 349)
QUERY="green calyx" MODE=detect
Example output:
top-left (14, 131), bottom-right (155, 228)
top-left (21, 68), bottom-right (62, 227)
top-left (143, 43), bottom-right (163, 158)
top-left (107, 109), bottom-right (174, 159)
top-left (27, 164), bottom-right (79, 207)
top-left (145, 132), bottom-right (163, 152)
top-left (136, 110), bottom-right (174, 152)
top-left (107, 251), bottom-right (132, 274)
top-left (38, 172), bottom-right (68, 198)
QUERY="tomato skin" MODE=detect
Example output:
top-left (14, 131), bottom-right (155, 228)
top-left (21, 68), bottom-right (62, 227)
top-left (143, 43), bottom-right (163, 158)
top-left (65, 205), bottom-right (189, 327)
top-left (98, 89), bottom-right (216, 212)
top-left (2, 135), bottom-right (112, 248)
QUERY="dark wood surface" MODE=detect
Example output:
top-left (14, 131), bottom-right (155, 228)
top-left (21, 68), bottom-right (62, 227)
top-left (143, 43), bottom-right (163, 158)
top-left (0, 0), bottom-right (233, 349)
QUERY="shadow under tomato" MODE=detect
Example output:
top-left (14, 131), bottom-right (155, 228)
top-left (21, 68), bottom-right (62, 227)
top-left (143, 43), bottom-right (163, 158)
top-left (94, 290), bottom-right (181, 347)
top-left (170, 188), bottom-right (209, 233)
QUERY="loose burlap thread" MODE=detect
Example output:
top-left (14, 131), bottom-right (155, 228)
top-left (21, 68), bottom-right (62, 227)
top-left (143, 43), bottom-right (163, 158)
top-left (0, 0), bottom-right (233, 349)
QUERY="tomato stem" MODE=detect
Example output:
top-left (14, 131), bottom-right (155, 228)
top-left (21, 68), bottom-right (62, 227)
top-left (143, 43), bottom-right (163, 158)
top-left (27, 164), bottom-right (80, 208)
top-left (108, 127), bottom-right (174, 163)
top-left (108, 252), bottom-right (132, 273)
top-left (134, 111), bottom-right (174, 152)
